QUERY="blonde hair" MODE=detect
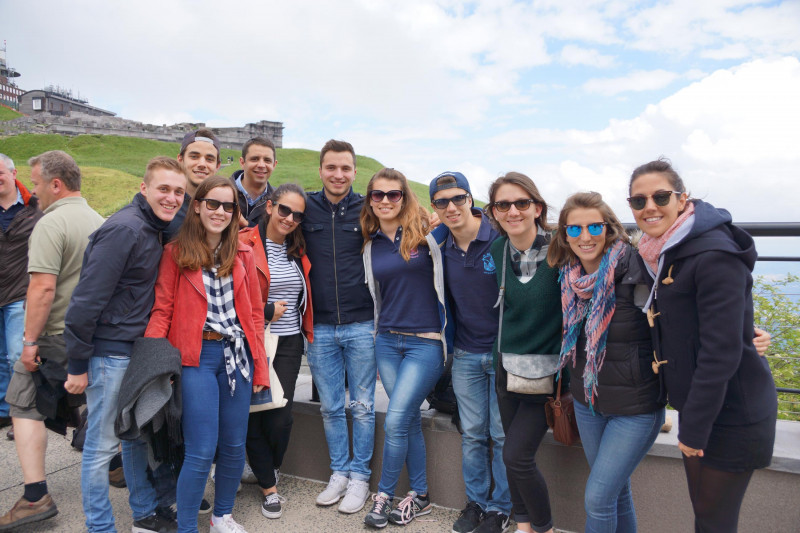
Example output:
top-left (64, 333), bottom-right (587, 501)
top-left (360, 168), bottom-right (429, 261)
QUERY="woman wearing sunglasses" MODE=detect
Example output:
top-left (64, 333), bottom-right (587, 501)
top-left (360, 168), bottom-right (446, 528)
top-left (486, 172), bottom-right (565, 533)
top-left (628, 159), bottom-right (777, 532)
top-left (145, 176), bottom-right (268, 533)
top-left (547, 192), bottom-right (664, 532)
top-left (238, 182), bottom-right (313, 521)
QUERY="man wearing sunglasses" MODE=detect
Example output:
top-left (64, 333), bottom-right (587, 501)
top-left (230, 136), bottom-right (277, 228)
top-left (63, 157), bottom-right (187, 533)
top-left (301, 140), bottom-right (377, 514)
top-left (429, 172), bottom-right (512, 533)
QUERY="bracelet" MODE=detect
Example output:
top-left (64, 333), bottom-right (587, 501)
top-left (23, 340), bottom-right (38, 347)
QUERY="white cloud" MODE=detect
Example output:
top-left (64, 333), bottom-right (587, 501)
top-left (560, 45), bottom-right (617, 68)
top-left (485, 57), bottom-right (800, 221)
top-left (583, 70), bottom-right (681, 95)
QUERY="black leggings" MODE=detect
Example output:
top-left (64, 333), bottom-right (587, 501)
top-left (497, 392), bottom-right (552, 532)
top-left (683, 456), bottom-right (754, 533)
top-left (246, 333), bottom-right (303, 490)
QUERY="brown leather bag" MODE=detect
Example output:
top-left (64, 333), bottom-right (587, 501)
top-left (545, 377), bottom-right (580, 446)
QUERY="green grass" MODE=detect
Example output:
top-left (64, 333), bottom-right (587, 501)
top-left (0, 133), bottom-right (438, 212)
top-left (15, 165), bottom-right (144, 217)
top-left (0, 105), bottom-right (22, 121)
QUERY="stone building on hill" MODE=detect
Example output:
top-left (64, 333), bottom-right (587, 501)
top-left (19, 87), bottom-right (116, 117)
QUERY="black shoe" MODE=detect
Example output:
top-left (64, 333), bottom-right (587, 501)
top-left (261, 492), bottom-right (285, 519)
top-left (199, 499), bottom-right (212, 514)
top-left (453, 501), bottom-right (485, 533)
top-left (6, 427), bottom-right (13, 441)
top-left (474, 511), bottom-right (511, 533)
top-left (132, 512), bottom-right (177, 533)
top-left (155, 504), bottom-right (176, 521)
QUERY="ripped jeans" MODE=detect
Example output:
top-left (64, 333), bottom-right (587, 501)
top-left (306, 320), bottom-right (376, 481)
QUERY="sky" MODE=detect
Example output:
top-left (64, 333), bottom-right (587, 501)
top-left (2, 0), bottom-right (800, 226)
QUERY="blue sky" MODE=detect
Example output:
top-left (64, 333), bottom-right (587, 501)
top-left (2, 0), bottom-right (799, 227)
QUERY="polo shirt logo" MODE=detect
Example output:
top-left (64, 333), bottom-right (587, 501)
top-left (482, 252), bottom-right (496, 274)
top-left (409, 247), bottom-right (419, 259)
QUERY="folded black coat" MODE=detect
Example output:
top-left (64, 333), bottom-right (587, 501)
top-left (31, 357), bottom-right (85, 435)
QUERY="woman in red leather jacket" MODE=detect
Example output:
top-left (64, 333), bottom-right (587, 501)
top-left (146, 175), bottom-right (268, 533)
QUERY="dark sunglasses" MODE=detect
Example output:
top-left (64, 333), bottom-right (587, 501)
top-left (198, 198), bottom-right (236, 213)
top-left (276, 203), bottom-right (305, 222)
top-left (491, 199), bottom-right (536, 212)
top-left (369, 189), bottom-right (404, 203)
top-left (565, 222), bottom-right (607, 238)
top-left (431, 193), bottom-right (470, 210)
top-left (627, 191), bottom-right (682, 210)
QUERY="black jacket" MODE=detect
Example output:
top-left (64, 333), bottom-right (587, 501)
top-left (65, 193), bottom-right (170, 374)
top-left (571, 245), bottom-right (663, 415)
top-left (301, 189), bottom-right (373, 325)
top-left (647, 200), bottom-right (777, 450)
top-left (231, 170), bottom-right (275, 228)
top-left (0, 182), bottom-right (42, 307)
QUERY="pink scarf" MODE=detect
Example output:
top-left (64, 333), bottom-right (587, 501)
top-left (638, 202), bottom-right (695, 273)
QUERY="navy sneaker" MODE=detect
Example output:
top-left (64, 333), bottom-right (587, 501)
top-left (387, 491), bottom-right (431, 525)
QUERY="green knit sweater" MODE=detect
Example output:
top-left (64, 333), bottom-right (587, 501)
top-left (491, 237), bottom-right (565, 397)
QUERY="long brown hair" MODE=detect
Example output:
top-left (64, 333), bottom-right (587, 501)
top-left (486, 171), bottom-right (552, 237)
top-left (173, 176), bottom-right (240, 277)
top-left (265, 183), bottom-right (307, 259)
top-left (547, 191), bottom-right (630, 268)
top-left (360, 168), bottom-right (428, 261)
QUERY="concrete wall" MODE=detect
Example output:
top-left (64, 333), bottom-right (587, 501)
top-left (283, 374), bottom-right (800, 533)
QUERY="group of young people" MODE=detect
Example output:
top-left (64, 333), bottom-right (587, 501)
top-left (0, 132), bottom-right (777, 533)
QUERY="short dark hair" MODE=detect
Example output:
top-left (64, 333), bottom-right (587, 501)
top-left (241, 137), bottom-right (276, 160)
top-left (629, 157), bottom-right (686, 196)
top-left (179, 128), bottom-right (220, 161)
top-left (28, 150), bottom-right (81, 191)
top-left (319, 139), bottom-right (356, 168)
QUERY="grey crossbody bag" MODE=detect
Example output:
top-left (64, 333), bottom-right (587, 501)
top-left (494, 241), bottom-right (559, 394)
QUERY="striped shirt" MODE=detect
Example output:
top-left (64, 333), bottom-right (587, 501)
top-left (265, 239), bottom-right (304, 336)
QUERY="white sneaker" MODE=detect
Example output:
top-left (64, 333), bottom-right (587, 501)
top-left (210, 513), bottom-right (248, 533)
top-left (316, 473), bottom-right (349, 506)
top-left (338, 478), bottom-right (370, 514)
top-left (211, 464), bottom-right (242, 493)
top-left (241, 462), bottom-right (257, 484)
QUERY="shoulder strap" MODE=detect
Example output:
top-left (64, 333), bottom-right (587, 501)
top-left (492, 241), bottom-right (508, 353)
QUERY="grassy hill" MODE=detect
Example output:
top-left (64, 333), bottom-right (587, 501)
top-left (0, 105), bottom-right (22, 121)
top-left (0, 134), bottom-right (435, 215)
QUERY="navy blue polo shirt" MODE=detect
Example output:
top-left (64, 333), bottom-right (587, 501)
top-left (444, 213), bottom-right (501, 353)
top-left (371, 227), bottom-right (440, 334)
top-left (0, 188), bottom-right (24, 232)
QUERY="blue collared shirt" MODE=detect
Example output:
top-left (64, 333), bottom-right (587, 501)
top-left (235, 175), bottom-right (270, 207)
top-left (370, 226), bottom-right (439, 333)
top-left (443, 212), bottom-right (501, 353)
top-left (0, 188), bottom-right (24, 232)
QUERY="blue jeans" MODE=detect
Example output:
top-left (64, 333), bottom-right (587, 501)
top-left (307, 320), bottom-right (376, 482)
top-left (0, 300), bottom-right (25, 417)
top-left (574, 401), bottom-right (665, 533)
top-left (375, 332), bottom-right (444, 497)
top-left (83, 355), bottom-right (160, 533)
top-left (451, 348), bottom-right (511, 514)
top-left (177, 340), bottom-right (252, 532)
